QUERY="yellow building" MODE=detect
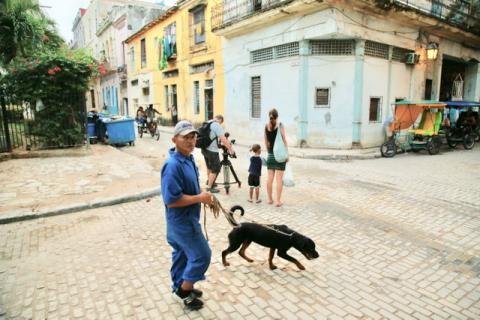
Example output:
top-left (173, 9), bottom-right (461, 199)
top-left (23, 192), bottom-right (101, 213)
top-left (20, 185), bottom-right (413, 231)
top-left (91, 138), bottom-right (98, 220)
top-left (125, 0), bottom-right (225, 125)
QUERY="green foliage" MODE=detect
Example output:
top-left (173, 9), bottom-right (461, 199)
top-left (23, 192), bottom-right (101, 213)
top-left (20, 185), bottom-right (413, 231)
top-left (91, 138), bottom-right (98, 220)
top-left (0, 0), bottom-right (64, 66)
top-left (1, 50), bottom-right (98, 148)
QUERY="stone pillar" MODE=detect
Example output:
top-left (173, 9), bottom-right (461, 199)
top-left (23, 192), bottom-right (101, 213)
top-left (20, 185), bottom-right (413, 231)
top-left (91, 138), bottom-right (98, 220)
top-left (352, 40), bottom-right (365, 145)
top-left (297, 40), bottom-right (309, 146)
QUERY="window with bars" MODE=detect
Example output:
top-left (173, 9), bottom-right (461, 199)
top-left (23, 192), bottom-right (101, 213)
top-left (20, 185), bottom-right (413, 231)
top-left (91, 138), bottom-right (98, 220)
top-left (251, 47), bottom-right (273, 63)
top-left (193, 81), bottom-right (200, 114)
top-left (251, 42), bottom-right (299, 63)
top-left (365, 41), bottom-right (389, 59)
top-left (191, 6), bottom-right (205, 45)
top-left (141, 38), bottom-right (146, 68)
top-left (369, 97), bottom-right (382, 122)
top-left (190, 61), bottom-right (214, 74)
top-left (392, 46), bottom-right (414, 62)
top-left (276, 42), bottom-right (299, 59)
top-left (315, 88), bottom-right (330, 107)
top-left (163, 69), bottom-right (179, 78)
top-left (251, 76), bottom-right (261, 119)
top-left (205, 79), bottom-right (213, 89)
top-left (310, 40), bottom-right (355, 56)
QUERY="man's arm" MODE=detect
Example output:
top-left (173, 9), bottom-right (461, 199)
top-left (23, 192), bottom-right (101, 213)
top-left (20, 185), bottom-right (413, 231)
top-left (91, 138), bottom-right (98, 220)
top-left (218, 135), bottom-right (234, 154)
top-left (167, 191), bottom-right (213, 208)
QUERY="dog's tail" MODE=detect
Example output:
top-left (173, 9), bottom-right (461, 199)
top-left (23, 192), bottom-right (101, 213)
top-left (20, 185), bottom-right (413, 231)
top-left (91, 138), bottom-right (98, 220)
top-left (225, 205), bottom-right (244, 227)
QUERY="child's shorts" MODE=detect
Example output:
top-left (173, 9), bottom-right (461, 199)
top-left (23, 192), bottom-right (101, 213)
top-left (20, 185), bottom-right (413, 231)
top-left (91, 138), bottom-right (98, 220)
top-left (248, 174), bottom-right (260, 188)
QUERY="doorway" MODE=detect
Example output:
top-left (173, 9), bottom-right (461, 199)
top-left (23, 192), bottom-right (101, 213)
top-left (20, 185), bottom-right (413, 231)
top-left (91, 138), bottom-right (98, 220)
top-left (439, 57), bottom-right (466, 101)
top-left (205, 88), bottom-right (213, 120)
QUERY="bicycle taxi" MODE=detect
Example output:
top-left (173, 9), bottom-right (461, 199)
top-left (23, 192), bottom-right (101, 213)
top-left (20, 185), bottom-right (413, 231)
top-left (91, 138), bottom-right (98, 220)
top-left (380, 100), bottom-right (446, 158)
top-left (443, 101), bottom-right (479, 150)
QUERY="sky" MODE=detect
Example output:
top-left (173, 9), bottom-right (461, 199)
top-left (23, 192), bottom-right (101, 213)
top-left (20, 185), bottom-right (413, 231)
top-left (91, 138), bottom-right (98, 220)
top-left (39, 0), bottom-right (91, 43)
top-left (38, 0), bottom-right (168, 43)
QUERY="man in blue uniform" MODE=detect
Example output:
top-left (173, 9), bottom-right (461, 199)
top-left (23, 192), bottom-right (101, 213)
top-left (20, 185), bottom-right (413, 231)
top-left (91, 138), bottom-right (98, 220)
top-left (161, 120), bottom-right (214, 310)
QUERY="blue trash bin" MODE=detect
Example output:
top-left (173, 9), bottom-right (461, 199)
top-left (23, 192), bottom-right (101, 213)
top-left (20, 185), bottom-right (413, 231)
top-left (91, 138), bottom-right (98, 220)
top-left (104, 118), bottom-right (135, 145)
top-left (87, 123), bottom-right (96, 138)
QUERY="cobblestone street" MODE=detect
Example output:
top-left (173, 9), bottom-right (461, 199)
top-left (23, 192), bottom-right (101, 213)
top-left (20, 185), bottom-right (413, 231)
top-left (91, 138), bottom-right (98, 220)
top-left (1, 146), bottom-right (479, 319)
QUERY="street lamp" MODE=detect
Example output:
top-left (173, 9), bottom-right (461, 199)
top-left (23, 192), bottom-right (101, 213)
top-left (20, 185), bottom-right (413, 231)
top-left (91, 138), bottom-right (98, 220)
top-left (426, 42), bottom-right (439, 60)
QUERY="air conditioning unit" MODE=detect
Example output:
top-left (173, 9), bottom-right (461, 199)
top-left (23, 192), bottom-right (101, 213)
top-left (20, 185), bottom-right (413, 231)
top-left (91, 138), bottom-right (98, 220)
top-left (405, 53), bottom-right (419, 65)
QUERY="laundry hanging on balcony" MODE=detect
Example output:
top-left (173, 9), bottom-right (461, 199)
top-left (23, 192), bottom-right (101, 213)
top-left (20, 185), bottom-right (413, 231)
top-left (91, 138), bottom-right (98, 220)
top-left (451, 73), bottom-right (464, 101)
top-left (159, 35), bottom-right (177, 70)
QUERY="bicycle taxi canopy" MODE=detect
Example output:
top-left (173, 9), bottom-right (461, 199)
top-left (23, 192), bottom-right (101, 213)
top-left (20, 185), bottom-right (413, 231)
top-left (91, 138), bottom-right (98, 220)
top-left (442, 101), bottom-right (480, 108)
top-left (390, 100), bottom-right (446, 133)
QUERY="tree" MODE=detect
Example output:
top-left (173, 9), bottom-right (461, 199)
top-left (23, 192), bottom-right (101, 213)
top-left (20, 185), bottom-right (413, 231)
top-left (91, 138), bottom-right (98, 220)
top-left (0, 0), bottom-right (63, 66)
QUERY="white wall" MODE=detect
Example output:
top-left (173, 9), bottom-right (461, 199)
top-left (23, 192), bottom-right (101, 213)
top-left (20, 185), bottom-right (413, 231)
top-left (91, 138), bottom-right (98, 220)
top-left (221, 6), bottom-right (480, 148)
top-left (306, 56), bottom-right (356, 148)
top-left (127, 73), bottom-right (154, 115)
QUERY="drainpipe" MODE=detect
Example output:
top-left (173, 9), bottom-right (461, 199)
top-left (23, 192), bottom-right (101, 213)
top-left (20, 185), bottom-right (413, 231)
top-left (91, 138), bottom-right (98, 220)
top-left (352, 40), bottom-right (365, 145)
top-left (386, 46), bottom-right (393, 117)
top-left (297, 40), bottom-right (309, 147)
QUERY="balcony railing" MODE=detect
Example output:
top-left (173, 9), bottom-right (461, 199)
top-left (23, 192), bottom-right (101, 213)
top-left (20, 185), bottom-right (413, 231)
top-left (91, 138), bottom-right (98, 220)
top-left (391, 0), bottom-right (479, 34)
top-left (211, 0), bottom-right (294, 31)
top-left (211, 0), bottom-right (479, 35)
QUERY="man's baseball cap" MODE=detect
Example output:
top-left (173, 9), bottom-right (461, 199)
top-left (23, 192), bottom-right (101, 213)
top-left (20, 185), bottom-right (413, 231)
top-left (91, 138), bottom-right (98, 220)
top-left (174, 120), bottom-right (198, 136)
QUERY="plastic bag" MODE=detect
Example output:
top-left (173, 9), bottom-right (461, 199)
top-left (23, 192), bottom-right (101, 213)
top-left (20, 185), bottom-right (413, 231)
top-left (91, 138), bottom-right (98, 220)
top-left (273, 123), bottom-right (288, 163)
top-left (261, 156), bottom-right (267, 167)
top-left (283, 164), bottom-right (295, 187)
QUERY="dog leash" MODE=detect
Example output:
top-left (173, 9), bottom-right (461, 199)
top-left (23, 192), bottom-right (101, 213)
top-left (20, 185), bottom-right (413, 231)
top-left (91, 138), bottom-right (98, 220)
top-left (202, 195), bottom-right (238, 241)
top-left (202, 196), bottom-right (294, 240)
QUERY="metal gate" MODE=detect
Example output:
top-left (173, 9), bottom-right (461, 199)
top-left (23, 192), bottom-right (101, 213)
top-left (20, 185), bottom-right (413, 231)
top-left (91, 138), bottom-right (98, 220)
top-left (0, 91), bottom-right (87, 153)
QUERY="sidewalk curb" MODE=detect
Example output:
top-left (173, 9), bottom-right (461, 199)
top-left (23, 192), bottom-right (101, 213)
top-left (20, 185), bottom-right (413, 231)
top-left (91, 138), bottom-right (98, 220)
top-left (158, 126), bottom-right (380, 160)
top-left (0, 187), bottom-right (160, 225)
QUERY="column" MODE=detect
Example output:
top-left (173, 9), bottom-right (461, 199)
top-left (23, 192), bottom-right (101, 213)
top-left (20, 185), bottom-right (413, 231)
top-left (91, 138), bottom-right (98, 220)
top-left (352, 40), bottom-right (365, 145)
top-left (297, 40), bottom-right (309, 146)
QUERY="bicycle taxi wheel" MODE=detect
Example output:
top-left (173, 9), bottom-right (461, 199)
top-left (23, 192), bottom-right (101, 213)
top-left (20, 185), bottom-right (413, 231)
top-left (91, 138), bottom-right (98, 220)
top-left (380, 140), bottom-right (396, 158)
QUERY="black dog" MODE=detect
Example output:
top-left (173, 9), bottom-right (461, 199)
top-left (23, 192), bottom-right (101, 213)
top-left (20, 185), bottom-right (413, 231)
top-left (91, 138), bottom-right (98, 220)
top-left (222, 206), bottom-right (319, 270)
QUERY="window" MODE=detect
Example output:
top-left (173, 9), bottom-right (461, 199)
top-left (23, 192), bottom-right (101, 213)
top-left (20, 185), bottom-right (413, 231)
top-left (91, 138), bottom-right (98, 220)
top-left (365, 41), bottom-right (389, 60)
top-left (129, 46), bottom-right (135, 71)
top-left (141, 38), bottom-right (146, 68)
top-left (369, 97), bottom-right (382, 122)
top-left (425, 79), bottom-right (432, 100)
top-left (310, 40), bottom-right (355, 56)
top-left (131, 79), bottom-right (138, 86)
top-left (392, 46), bottom-right (413, 62)
top-left (193, 81), bottom-right (200, 114)
top-left (190, 61), bottom-right (214, 74)
top-left (191, 6), bottom-right (205, 45)
top-left (315, 88), bottom-right (330, 107)
top-left (164, 86), bottom-right (169, 112)
top-left (251, 42), bottom-right (299, 64)
top-left (251, 76), bottom-right (261, 119)
top-left (163, 22), bottom-right (177, 59)
top-left (163, 69), bottom-right (179, 78)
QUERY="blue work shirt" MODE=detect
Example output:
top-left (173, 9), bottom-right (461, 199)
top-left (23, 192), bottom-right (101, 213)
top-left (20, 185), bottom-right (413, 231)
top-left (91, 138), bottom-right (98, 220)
top-left (161, 148), bottom-right (201, 225)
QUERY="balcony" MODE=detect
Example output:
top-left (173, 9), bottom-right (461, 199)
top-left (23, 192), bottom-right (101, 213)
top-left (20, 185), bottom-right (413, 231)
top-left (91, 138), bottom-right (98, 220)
top-left (383, 0), bottom-right (479, 36)
top-left (211, 0), bottom-right (295, 32)
top-left (211, 0), bottom-right (480, 38)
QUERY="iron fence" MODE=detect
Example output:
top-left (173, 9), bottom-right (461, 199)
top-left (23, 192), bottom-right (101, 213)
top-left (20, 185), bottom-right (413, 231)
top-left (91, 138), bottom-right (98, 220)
top-left (393, 0), bottom-right (479, 33)
top-left (0, 91), bottom-right (87, 153)
top-left (211, 0), bottom-right (479, 34)
top-left (211, 0), bottom-right (293, 31)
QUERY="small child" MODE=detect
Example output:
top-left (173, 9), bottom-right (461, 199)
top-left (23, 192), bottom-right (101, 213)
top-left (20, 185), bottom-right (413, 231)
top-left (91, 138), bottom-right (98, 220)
top-left (248, 144), bottom-right (262, 203)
